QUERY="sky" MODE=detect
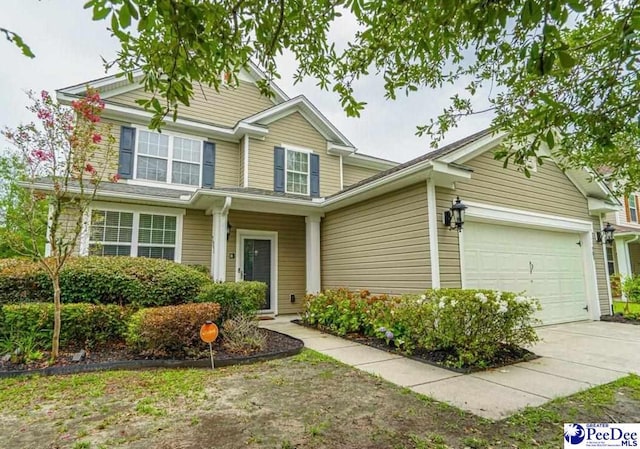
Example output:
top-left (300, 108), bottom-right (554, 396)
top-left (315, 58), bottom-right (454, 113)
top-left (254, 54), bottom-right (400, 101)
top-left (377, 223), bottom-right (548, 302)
top-left (0, 1), bottom-right (492, 163)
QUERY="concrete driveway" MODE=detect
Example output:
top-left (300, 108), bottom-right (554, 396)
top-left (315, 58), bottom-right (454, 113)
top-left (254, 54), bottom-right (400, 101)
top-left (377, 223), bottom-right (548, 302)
top-left (263, 318), bottom-right (640, 420)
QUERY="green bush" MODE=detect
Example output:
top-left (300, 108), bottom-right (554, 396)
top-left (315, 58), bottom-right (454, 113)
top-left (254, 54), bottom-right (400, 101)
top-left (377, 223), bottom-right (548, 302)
top-left (0, 257), bottom-right (212, 307)
top-left (0, 302), bottom-right (131, 349)
top-left (303, 288), bottom-right (541, 368)
top-left (195, 281), bottom-right (267, 322)
top-left (126, 302), bottom-right (221, 357)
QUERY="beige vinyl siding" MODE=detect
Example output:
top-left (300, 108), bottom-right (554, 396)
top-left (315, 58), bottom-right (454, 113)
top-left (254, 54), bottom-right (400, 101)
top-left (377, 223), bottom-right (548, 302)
top-left (321, 183), bottom-right (430, 294)
top-left (181, 209), bottom-right (212, 269)
top-left (607, 193), bottom-right (640, 229)
top-left (215, 140), bottom-right (241, 188)
top-left (226, 210), bottom-right (306, 314)
top-left (108, 81), bottom-right (276, 127)
top-left (342, 164), bottom-right (381, 188)
top-left (437, 149), bottom-right (610, 313)
top-left (249, 112), bottom-right (342, 196)
top-left (90, 118), bottom-right (126, 175)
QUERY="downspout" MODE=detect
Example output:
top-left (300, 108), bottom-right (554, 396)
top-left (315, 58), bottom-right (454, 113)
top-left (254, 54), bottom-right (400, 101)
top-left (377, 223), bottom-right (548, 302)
top-left (243, 135), bottom-right (250, 188)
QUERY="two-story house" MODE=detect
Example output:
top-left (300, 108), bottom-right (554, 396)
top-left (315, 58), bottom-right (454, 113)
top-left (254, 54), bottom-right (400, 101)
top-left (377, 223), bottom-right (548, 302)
top-left (52, 63), bottom-right (620, 324)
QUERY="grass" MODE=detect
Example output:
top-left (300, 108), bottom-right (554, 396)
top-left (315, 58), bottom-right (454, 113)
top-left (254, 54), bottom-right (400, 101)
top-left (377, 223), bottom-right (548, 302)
top-left (0, 349), bottom-right (638, 449)
top-left (613, 300), bottom-right (640, 314)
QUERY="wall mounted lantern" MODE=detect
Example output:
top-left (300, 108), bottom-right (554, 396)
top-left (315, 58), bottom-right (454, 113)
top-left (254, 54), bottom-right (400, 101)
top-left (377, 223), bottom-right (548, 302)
top-left (443, 196), bottom-right (467, 232)
top-left (596, 222), bottom-right (615, 245)
top-left (227, 222), bottom-right (232, 241)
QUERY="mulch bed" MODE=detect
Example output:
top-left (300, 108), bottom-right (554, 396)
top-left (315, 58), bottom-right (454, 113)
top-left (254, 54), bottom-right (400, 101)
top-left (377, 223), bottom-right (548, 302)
top-left (601, 313), bottom-right (640, 325)
top-left (0, 328), bottom-right (303, 378)
top-left (292, 319), bottom-right (538, 373)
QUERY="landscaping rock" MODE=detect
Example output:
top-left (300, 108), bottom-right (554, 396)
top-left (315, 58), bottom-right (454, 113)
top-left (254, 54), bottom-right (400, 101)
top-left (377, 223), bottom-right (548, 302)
top-left (1, 354), bottom-right (11, 363)
top-left (72, 350), bottom-right (86, 362)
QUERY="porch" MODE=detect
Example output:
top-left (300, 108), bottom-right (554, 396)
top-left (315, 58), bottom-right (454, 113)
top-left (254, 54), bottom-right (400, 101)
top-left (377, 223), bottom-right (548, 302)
top-left (610, 229), bottom-right (640, 299)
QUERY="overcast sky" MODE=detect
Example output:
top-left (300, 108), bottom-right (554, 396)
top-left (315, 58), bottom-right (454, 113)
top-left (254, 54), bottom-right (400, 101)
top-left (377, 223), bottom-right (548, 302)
top-left (1, 1), bottom-right (492, 163)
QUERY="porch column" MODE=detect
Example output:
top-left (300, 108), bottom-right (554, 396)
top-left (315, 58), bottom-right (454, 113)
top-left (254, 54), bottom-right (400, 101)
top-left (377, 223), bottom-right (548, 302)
top-left (211, 197), bottom-right (232, 282)
top-left (305, 215), bottom-right (322, 294)
top-left (615, 239), bottom-right (631, 279)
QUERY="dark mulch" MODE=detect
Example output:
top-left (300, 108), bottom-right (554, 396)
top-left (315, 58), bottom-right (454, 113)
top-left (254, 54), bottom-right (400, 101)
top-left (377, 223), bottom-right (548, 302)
top-left (0, 328), bottom-right (302, 375)
top-left (601, 313), bottom-right (640, 325)
top-left (292, 319), bottom-right (537, 373)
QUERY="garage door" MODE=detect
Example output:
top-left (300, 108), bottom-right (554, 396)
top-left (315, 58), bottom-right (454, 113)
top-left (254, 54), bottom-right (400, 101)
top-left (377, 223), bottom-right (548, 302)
top-left (463, 221), bottom-right (590, 325)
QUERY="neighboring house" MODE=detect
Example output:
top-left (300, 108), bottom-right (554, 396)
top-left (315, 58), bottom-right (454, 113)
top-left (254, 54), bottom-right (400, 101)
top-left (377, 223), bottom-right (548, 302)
top-left (604, 192), bottom-right (640, 294)
top-left (48, 63), bottom-right (619, 324)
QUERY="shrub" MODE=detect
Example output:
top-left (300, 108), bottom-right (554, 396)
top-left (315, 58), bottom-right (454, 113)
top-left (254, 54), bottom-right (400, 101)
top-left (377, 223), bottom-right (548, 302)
top-left (302, 288), bottom-right (390, 336)
top-left (0, 257), bottom-right (212, 307)
top-left (221, 315), bottom-right (266, 354)
top-left (303, 288), bottom-right (541, 368)
top-left (0, 302), bottom-right (131, 349)
top-left (126, 302), bottom-right (221, 357)
top-left (195, 281), bottom-right (267, 322)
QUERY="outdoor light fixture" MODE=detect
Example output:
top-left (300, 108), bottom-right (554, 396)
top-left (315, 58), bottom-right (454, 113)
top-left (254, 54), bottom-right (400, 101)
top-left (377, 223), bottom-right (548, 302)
top-left (596, 222), bottom-right (615, 245)
top-left (227, 222), bottom-right (232, 241)
top-left (443, 196), bottom-right (467, 232)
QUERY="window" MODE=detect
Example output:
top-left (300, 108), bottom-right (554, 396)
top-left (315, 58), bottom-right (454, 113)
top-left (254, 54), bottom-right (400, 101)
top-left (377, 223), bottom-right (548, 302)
top-left (606, 246), bottom-right (616, 276)
top-left (285, 149), bottom-right (309, 195)
top-left (138, 214), bottom-right (177, 260)
top-left (89, 211), bottom-right (133, 256)
top-left (136, 130), bottom-right (201, 186)
top-left (88, 209), bottom-right (179, 261)
top-left (629, 196), bottom-right (638, 222)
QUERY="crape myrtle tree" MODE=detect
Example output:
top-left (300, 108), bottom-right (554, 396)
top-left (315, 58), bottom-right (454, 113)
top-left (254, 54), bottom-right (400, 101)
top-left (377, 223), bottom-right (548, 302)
top-left (1, 89), bottom-right (118, 361)
top-left (3, 1), bottom-right (640, 190)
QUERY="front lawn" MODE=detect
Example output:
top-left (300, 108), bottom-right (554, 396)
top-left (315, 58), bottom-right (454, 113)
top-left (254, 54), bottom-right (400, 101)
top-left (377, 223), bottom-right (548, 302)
top-left (613, 300), bottom-right (640, 314)
top-left (1, 350), bottom-right (639, 449)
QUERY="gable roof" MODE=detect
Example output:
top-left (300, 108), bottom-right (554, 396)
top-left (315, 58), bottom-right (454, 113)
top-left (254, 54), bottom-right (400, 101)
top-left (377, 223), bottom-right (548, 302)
top-left (57, 60), bottom-right (290, 104)
top-left (240, 95), bottom-right (356, 150)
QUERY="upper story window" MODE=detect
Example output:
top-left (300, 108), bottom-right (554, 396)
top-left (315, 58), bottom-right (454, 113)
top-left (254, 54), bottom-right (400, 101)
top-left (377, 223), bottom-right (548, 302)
top-left (629, 195), bottom-right (638, 222)
top-left (135, 130), bottom-right (201, 186)
top-left (286, 149), bottom-right (309, 195)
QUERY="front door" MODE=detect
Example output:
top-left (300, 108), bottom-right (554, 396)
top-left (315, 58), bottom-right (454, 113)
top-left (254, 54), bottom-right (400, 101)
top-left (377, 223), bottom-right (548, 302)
top-left (242, 238), bottom-right (272, 311)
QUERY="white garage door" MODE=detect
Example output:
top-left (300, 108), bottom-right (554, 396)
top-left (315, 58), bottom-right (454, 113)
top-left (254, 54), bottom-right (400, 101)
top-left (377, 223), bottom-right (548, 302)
top-left (463, 221), bottom-right (590, 325)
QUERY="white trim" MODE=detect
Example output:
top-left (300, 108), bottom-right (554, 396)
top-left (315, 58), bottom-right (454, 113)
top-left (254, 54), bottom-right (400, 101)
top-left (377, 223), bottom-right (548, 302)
top-left (280, 143), bottom-right (315, 154)
top-left (426, 178), bottom-right (441, 288)
top-left (305, 215), bottom-right (322, 294)
top-left (600, 214), bottom-right (614, 314)
top-left (464, 201), bottom-right (593, 232)
top-left (235, 229), bottom-right (279, 315)
top-left (339, 155), bottom-right (344, 190)
top-left (78, 209), bottom-right (90, 256)
top-left (83, 203), bottom-right (184, 262)
top-left (132, 126), bottom-right (203, 188)
top-left (459, 202), bottom-right (601, 321)
top-left (242, 96), bottom-right (355, 148)
top-left (211, 197), bottom-right (231, 281)
top-left (243, 135), bottom-right (250, 188)
top-left (284, 147), bottom-right (311, 196)
top-left (440, 132), bottom-right (505, 164)
top-left (124, 179), bottom-right (198, 193)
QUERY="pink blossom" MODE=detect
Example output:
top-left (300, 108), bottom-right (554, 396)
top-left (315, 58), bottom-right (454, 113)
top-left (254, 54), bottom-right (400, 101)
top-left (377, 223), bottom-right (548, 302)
top-left (85, 163), bottom-right (96, 175)
top-left (40, 90), bottom-right (50, 101)
top-left (109, 173), bottom-right (121, 183)
top-left (92, 133), bottom-right (102, 144)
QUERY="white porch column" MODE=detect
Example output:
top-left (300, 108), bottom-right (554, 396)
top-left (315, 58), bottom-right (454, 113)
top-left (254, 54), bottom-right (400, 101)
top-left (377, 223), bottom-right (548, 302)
top-left (210, 197), bottom-right (232, 282)
top-left (615, 239), bottom-right (631, 279)
top-left (305, 215), bottom-right (322, 294)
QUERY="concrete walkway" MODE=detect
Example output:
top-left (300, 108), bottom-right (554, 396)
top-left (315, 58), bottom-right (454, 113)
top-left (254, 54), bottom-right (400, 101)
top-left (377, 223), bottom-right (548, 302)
top-left (261, 317), bottom-right (640, 420)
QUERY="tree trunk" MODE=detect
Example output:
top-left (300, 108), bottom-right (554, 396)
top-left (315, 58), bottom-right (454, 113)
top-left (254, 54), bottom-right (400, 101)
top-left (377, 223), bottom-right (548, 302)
top-left (51, 275), bottom-right (62, 362)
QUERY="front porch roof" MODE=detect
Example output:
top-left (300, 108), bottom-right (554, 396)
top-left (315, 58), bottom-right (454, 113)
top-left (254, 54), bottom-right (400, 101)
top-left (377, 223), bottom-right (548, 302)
top-left (613, 224), bottom-right (640, 237)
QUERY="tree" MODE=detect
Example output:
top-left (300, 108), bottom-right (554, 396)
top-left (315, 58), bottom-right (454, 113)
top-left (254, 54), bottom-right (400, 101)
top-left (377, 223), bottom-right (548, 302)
top-left (0, 154), bottom-right (47, 258)
top-left (1, 89), bottom-right (118, 361)
top-left (5, 1), bottom-right (640, 190)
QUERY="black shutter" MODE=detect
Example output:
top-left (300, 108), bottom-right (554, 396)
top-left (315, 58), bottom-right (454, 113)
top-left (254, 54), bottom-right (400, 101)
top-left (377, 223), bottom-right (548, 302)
top-left (274, 147), bottom-right (285, 192)
top-left (202, 141), bottom-right (216, 188)
top-left (118, 126), bottom-right (136, 179)
top-left (310, 153), bottom-right (320, 198)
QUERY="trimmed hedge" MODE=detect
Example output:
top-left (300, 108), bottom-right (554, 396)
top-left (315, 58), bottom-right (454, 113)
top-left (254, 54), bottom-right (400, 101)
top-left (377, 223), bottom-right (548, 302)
top-left (196, 281), bottom-right (267, 322)
top-left (126, 302), bottom-right (221, 357)
top-left (0, 302), bottom-right (131, 349)
top-left (0, 257), bottom-right (212, 307)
